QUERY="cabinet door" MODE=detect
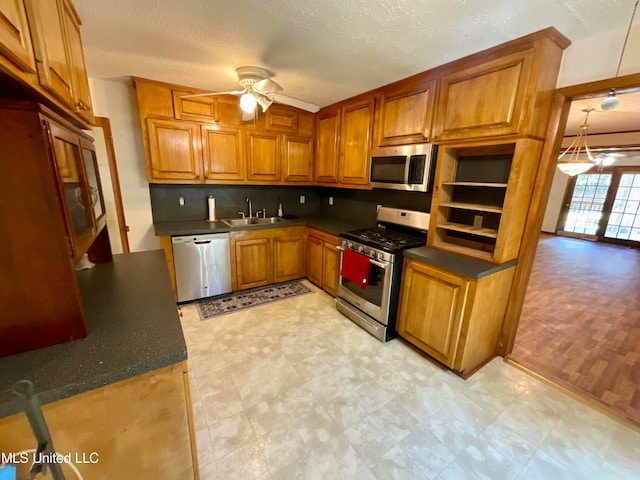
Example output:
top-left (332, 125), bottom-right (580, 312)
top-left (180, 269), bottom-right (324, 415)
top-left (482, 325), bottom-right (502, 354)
top-left (235, 237), bottom-right (273, 290)
top-left (265, 107), bottom-right (298, 133)
top-left (397, 260), bottom-right (471, 367)
top-left (0, 0), bottom-right (36, 73)
top-left (47, 120), bottom-right (93, 257)
top-left (80, 138), bottom-right (106, 228)
top-left (172, 90), bottom-right (216, 122)
top-left (433, 51), bottom-right (532, 141)
top-left (322, 239), bottom-right (340, 297)
top-left (339, 98), bottom-right (374, 186)
top-left (274, 233), bottom-right (305, 283)
top-left (28, 0), bottom-right (74, 106)
top-left (283, 135), bottom-right (313, 183)
top-left (246, 131), bottom-right (280, 182)
top-left (306, 234), bottom-right (323, 287)
top-left (375, 85), bottom-right (434, 146)
top-left (315, 109), bottom-right (340, 184)
top-left (61, 0), bottom-right (94, 124)
top-left (201, 125), bottom-right (244, 181)
top-left (147, 119), bottom-right (201, 182)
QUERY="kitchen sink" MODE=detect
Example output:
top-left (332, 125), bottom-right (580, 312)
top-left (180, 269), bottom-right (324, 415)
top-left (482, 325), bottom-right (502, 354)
top-left (221, 217), bottom-right (288, 227)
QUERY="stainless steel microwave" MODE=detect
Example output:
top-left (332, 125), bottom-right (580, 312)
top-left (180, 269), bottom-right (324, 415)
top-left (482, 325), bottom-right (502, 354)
top-left (369, 144), bottom-right (437, 192)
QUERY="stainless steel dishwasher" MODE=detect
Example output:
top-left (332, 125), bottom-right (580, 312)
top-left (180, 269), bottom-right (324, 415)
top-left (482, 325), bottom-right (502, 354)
top-left (172, 233), bottom-right (232, 302)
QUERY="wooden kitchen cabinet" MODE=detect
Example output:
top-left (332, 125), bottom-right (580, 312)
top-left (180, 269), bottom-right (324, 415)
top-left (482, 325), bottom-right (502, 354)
top-left (60, 0), bottom-right (94, 124)
top-left (0, 0), bottom-right (36, 74)
top-left (146, 118), bottom-right (202, 182)
top-left (274, 231), bottom-right (306, 282)
top-left (374, 82), bottom-right (436, 146)
top-left (283, 135), bottom-right (314, 183)
top-left (172, 90), bottom-right (242, 126)
top-left (246, 131), bottom-right (281, 182)
top-left (201, 125), bottom-right (245, 181)
top-left (396, 257), bottom-right (515, 377)
top-left (230, 226), bottom-right (307, 291)
top-left (0, 101), bottom-right (111, 357)
top-left (27, 0), bottom-right (94, 122)
top-left (315, 108), bottom-right (341, 184)
top-left (306, 228), bottom-right (340, 297)
top-left (339, 97), bottom-right (374, 186)
top-left (234, 237), bottom-right (273, 290)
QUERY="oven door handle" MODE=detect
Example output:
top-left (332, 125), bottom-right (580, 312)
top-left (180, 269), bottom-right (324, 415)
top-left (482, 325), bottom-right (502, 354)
top-left (337, 245), bottom-right (390, 269)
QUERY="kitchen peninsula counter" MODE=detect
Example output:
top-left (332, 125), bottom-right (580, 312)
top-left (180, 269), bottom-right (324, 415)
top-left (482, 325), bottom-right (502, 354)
top-left (404, 246), bottom-right (516, 279)
top-left (0, 249), bottom-right (187, 418)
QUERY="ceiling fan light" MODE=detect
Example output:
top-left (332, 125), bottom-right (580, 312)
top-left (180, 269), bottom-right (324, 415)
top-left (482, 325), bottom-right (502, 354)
top-left (600, 90), bottom-right (619, 111)
top-left (240, 93), bottom-right (257, 113)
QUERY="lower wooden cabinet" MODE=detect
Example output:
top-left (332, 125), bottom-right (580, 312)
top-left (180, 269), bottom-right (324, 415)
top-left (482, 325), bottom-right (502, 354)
top-left (306, 228), bottom-right (340, 297)
top-left (230, 226), bottom-right (306, 291)
top-left (396, 257), bottom-right (515, 377)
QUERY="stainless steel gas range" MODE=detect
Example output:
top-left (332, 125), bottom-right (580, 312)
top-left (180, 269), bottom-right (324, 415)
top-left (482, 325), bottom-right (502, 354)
top-left (336, 207), bottom-right (430, 342)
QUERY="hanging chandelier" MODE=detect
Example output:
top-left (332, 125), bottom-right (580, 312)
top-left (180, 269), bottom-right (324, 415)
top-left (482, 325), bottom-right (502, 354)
top-left (557, 108), bottom-right (596, 176)
top-left (601, 0), bottom-right (639, 111)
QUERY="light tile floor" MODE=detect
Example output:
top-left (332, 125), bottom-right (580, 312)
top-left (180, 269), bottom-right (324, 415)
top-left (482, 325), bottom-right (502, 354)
top-left (180, 281), bottom-right (640, 480)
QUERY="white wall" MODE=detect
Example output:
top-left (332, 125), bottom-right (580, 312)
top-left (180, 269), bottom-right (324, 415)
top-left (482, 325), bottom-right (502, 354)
top-left (558, 22), bottom-right (640, 87)
top-left (88, 78), bottom-right (159, 252)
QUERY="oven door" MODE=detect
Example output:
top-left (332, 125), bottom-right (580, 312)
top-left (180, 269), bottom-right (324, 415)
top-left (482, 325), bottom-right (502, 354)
top-left (337, 249), bottom-right (394, 324)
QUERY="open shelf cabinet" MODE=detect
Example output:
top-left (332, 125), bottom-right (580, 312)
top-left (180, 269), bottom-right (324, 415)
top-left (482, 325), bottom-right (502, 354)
top-left (428, 138), bottom-right (543, 264)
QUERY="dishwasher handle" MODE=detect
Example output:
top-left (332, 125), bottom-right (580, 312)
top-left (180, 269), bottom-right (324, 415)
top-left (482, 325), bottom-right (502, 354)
top-left (193, 240), bottom-right (211, 245)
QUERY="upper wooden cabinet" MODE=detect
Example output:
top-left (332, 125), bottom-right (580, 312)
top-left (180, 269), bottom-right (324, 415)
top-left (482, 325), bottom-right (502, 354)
top-left (315, 108), bottom-right (340, 185)
top-left (374, 82), bottom-right (436, 146)
top-left (339, 98), bottom-right (374, 187)
top-left (246, 131), bottom-right (281, 182)
top-left (172, 90), bottom-right (242, 126)
top-left (283, 135), bottom-right (313, 183)
top-left (433, 50), bottom-right (533, 142)
top-left (0, 0), bottom-right (36, 73)
top-left (314, 98), bottom-right (374, 189)
top-left (201, 125), bottom-right (244, 181)
top-left (26, 0), bottom-right (94, 124)
top-left (432, 31), bottom-right (568, 142)
top-left (146, 118), bottom-right (202, 182)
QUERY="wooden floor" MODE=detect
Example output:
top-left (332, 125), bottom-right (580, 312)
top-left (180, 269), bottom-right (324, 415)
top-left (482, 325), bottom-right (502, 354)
top-left (510, 233), bottom-right (640, 428)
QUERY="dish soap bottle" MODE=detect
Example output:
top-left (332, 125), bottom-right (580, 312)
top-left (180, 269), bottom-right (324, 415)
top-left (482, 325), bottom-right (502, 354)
top-left (277, 197), bottom-right (283, 217)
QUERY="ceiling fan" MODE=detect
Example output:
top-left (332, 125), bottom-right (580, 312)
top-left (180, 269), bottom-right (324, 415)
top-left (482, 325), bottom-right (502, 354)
top-left (179, 66), bottom-right (320, 120)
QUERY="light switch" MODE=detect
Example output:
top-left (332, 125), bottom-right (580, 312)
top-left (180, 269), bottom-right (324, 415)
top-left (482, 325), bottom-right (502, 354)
top-left (300, 195), bottom-right (305, 204)
top-left (179, 196), bottom-right (185, 207)
top-left (329, 197), bottom-right (334, 206)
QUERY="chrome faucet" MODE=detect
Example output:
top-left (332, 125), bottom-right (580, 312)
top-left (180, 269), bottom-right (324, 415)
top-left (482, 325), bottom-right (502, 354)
top-left (246, 197), bottom-right (252, 218)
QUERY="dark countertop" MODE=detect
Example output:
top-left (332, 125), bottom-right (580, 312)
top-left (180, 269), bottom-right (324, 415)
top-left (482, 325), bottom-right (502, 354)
top-left (154, 216), bottom-right (367, 238)
top-left (0, 250), bottom-right (187, 418)
top-left (404, 246), bottom-right (517, 279)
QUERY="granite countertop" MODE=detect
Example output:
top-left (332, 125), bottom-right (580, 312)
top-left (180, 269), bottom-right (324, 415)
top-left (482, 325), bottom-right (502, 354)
top-left (0, 250), bottom-right (187, 418)
top-left (404, 246), bottom-right (517, 279)
top-left (154, 216), bottom-right (367, 238)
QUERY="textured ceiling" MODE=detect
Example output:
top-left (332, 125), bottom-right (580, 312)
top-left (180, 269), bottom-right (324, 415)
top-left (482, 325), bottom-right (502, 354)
top-left (566, 91), bottom-right (640, 136)
top-left (74, 0), bottom-right (639, 109)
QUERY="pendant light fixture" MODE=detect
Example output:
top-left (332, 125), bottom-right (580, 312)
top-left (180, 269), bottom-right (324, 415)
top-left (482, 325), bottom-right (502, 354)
top-left (601, 0), bottom-right (639, 111)
top-left (557, 108), bottom-right (596, 176)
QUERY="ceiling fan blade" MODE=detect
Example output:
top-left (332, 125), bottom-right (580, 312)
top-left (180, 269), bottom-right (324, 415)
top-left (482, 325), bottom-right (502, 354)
top-left (256, 94), bottom-right (273, 113)
top-left (253, 78), bottom-right (282, 95)
top-left (179, 89), bottom-right (245, 99)
top-left (271, 93), bottom-right (320, 113)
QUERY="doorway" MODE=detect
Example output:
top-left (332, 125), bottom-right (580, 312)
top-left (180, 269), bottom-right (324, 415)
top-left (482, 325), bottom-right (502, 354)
top-left (505, 78), bottom-right (640, 427)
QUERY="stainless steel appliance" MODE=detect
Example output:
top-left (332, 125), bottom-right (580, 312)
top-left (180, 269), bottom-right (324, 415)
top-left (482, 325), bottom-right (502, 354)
top-left (337, 207), bottom-right (429, 341)
top-left (369, 144), bottom-right (437, 191)
top-left (172, 233), bottom-right (232, 303)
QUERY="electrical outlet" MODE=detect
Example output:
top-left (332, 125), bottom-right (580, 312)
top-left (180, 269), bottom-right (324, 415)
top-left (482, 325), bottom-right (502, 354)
top-left (300, 195), bottom-right (305, 204)
top-left (473, 215), bottom-right (483, 228)
top-left (329, 197), bottom-right (334, 206)
top-left (179, 196), bottom-right (185, 207)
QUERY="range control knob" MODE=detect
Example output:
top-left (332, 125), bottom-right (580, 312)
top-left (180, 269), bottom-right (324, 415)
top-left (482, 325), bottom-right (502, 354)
top-left (357, 246), bottom-right (364, 253)
top-left (377, 252), bottom-right (384, 260)
top-left (342, 240), bottom-right (347, 247)
top-left (348, 242), bottom-right (353, 249)
top-left (369, 249), bottom-right (376, 257)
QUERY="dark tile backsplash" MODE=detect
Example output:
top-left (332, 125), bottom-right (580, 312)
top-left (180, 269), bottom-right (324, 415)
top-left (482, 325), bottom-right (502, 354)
top-left (150, 184), bottom-right (432, 225)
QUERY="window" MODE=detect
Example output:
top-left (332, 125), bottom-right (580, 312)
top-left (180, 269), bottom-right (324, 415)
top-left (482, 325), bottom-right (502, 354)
top-left (605, 173), bottom-right (640, 241)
